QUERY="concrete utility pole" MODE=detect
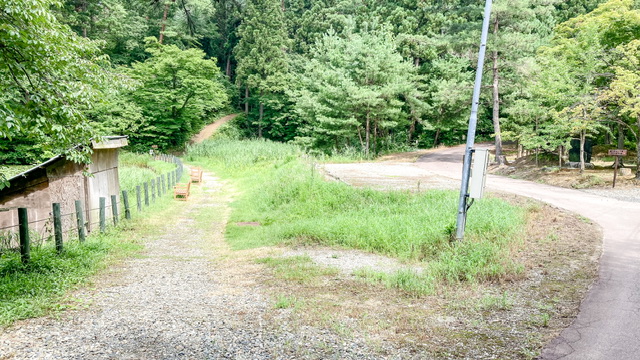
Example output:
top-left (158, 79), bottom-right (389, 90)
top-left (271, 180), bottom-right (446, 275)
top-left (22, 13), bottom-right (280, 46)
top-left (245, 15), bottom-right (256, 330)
top-left (455, 0), bottom-right (493, 241)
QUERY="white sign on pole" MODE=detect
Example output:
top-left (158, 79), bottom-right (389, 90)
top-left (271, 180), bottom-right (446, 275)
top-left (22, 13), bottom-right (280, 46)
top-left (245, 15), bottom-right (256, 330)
top-left (469, 148), bottom-right (490, 199)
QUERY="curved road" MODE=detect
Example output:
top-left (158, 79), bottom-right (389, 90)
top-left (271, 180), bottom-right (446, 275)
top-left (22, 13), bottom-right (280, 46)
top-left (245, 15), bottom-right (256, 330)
top-left (417, 145), bottom-right (640, 359)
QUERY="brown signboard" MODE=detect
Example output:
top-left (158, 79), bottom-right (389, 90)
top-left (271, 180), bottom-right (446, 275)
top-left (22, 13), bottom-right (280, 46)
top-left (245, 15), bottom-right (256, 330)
top-left (609, 149), bottom-right (627, 156)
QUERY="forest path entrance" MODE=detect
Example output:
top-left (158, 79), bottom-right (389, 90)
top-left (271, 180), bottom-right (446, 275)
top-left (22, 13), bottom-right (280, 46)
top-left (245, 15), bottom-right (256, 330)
top-left (191, 113), bottom-right (238, 144)
top-left (0, 172), bottom-right (393, 359)
top-left (414, 145), bottom-right (640, 360)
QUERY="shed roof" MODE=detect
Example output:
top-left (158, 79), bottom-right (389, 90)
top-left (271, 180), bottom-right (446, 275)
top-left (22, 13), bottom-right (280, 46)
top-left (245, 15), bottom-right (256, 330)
top-left (5, 136), bottom-right (128, 182)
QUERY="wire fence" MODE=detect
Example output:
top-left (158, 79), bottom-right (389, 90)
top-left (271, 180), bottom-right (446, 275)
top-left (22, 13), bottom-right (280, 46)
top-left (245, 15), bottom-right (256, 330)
top-left (0, 155), bottom-right (184, 263)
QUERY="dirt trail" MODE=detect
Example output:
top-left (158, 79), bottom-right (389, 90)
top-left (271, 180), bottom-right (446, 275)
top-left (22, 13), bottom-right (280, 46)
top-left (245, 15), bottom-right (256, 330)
top-left (191, 114), bottom-right (238, 144)
top-left (0, 173), bottom-right (389, 359)
top-left (415, 145), bottom-right (640, 360)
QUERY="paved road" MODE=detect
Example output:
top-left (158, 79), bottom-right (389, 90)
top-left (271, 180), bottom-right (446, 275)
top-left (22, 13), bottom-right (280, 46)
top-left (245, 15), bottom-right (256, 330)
top-left (416, 145), bottom-right (640, 359)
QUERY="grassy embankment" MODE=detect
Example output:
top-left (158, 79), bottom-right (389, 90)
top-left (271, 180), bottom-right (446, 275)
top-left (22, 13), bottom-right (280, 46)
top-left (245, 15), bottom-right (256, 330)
top-left (186, 139), bottom-right (526, 294)
top-left (0, 152), bottom-right (182, 326)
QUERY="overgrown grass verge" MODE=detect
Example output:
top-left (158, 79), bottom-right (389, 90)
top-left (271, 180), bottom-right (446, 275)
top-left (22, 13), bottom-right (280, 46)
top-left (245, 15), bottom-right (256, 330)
top-left (0, 175), bottom-right (183, 327)
top-left (118, 152), bottom-right (177, 193)
top-left (187, 139), bottom-right (526, 293)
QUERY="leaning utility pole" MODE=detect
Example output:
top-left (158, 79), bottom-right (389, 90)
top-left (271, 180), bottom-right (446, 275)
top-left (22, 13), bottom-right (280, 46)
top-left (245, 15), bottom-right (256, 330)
top-left (455, 0), bottom-right (493, 240)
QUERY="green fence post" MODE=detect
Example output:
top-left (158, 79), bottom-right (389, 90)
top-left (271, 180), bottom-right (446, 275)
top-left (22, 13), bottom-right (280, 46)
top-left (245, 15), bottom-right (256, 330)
top-left (122, 190), bottom-right (131, 220)
top-left (75, 200), bottom-right (86, 242)
top-left (111, 195), bottom-right (118, 226)
top-left (136, 185), bottom-right (142, 212)
top-left (151, 179), bottom-right (156, 203)
top-left (52, 203), bottom-right (63, 253)
top-left (161, 174), bottom-right (166, 194)
top-left (99, 197), bottom-right (106, 233)
top-left (18, 208), bottom-right (30, 264)
top-left (156, 176), bottom-right (162, 197)
top-left (144, 182), bottom-right (149, 206)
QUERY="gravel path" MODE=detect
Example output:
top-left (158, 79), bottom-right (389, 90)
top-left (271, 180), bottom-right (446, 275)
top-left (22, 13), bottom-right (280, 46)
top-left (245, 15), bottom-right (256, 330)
top-left (580, 188), bottom-right (640, 203)
top-left (0, 172), bottom-right (394, 360)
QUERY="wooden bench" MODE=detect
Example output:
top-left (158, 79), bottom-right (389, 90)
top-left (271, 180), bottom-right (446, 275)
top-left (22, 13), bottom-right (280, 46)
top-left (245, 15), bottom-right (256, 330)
top-left (190, 167), bottom-right (203, 184)
top-left (173, 182), bottom-right (191, 200)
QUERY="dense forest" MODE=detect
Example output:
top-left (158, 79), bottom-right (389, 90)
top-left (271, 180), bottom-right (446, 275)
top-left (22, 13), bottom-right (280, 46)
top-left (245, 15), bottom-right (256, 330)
top-left (2, 0), bottom-right (640, 176)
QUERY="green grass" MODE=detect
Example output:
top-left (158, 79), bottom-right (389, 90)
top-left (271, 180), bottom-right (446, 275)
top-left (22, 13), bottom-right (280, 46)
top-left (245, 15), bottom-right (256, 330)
top-left (0, 183), bottom-right (182, 326)
top-left (257, 255), bottom-right (339, 284)
top-left (118, 152), bottom-right (178, 193)
top-left (187, 139), bottom-right (526, 292)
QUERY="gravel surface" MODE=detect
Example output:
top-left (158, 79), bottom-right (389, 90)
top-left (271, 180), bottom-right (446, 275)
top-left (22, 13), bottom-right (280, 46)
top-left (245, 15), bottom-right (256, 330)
top-left (580, 188), bottom-right (640, 203)
top-left (0, 173), bottom-right (409, 360)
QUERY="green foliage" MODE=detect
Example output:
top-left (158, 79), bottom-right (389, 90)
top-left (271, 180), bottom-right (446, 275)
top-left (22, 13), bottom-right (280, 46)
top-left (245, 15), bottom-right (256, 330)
top-left (0, 234), bottom-right (141, 326)
top-left (127, 38), bottom-right (228, 150)
top-left (118, 152), bottom-right (177, 193)
top-left (0, 0), bottom-right (112, 164)
top-left (291, 28), bottom-right (420, 156)
top-left (188, 139), bottom-right (526, 288)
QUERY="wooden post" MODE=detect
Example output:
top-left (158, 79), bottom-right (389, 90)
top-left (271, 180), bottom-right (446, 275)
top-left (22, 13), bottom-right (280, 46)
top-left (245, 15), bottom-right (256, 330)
top-left (613, 156), bottom-right (619, 188)
top-left (122, 191), bottom-right (131, 220)
top-left (111, 195), bottom-right (118, 226)
top-left (136, 185), bottom-right (142, 212)
top-left (151, 179), bottom-right (156, 202)
top-left (18, 208), bottom-right (30, 264)
top-left (99, 197), bottom-right (106, 233)
top-left (75, 200), bottom-right (86, 242)
top-left (52, 203), bottom-right (63, 253)
top-left (156, 177), bottom-right (162, 197)
top-left (144, 182), bottom-right (150, 206)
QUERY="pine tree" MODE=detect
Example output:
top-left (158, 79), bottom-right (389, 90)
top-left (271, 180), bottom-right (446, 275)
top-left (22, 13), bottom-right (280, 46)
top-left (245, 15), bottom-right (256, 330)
top-left (234, 0), bottom-right (288, 137)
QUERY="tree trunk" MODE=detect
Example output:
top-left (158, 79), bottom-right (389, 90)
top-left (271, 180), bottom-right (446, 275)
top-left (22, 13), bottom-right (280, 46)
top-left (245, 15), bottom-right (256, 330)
top-left (408, 106), bottom-right (417, 144)
top-left (159, 1), bottom-right (171, 44)
top-left (580, 130), bottom-right (586, 173)
top-left (414, 57), bottom-right (420, 67)
top-left (558, 145), bottom-right (563, 168)
top-left (373, 120), bottom-right (378, 155)
top-left (244, 86), bottom-right (249, 115)
top-left (365, 111), bottom-right (370, 157)
top-left (492, 16), bottom-right (504, 165)
top-left (357, 126), bottom-right (364, 150)
top-left (258, 98), bottom-right (264, 138)
top-left (226, 57), bottom-right (231, 78)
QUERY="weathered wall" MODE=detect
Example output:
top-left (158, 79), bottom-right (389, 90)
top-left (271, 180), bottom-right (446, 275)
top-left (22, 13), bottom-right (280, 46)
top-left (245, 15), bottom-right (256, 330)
top-left (0, 168), bottom-right (52, 242)
top-left (1, 140), bottom-right (127, 240)
top-left (86, 149), bottom-right (121, 231)
top-left (47, 160), bottom-right (86, 235)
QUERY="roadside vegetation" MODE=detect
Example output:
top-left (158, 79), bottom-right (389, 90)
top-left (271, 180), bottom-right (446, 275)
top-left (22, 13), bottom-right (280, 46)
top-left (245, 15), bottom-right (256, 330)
top-left (0, 155), bottom-right (180, 326)
top-left (187, 138), bottom-right (526, 293)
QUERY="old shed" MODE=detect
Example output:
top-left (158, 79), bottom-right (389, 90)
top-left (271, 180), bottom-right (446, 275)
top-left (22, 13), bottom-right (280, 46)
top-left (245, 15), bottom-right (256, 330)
top-left (0, 136), bottom-right (128, 236)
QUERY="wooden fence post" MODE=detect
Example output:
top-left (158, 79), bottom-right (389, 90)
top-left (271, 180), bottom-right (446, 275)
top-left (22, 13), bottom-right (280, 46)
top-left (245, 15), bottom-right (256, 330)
top-left (151, 179), bottom-right (156, 202)
top-left (111, 195), bottom-right (118, 226)
top-left (18, 208), bottom-right (30, 264)
top-left (52, 203), bottom-right (63, 253)
top-left (75, 200), bottom-right (86, 242)
top-left (99, 197), bottom-right (106, 233)
top-left (156, 176), bottom-right (162, 197)
top-left (122, 191), bottom-right (131, 220)
top-left (144, 182), bottom-right (149, 206)
top-left (136, 185), bottom-right (142, 212)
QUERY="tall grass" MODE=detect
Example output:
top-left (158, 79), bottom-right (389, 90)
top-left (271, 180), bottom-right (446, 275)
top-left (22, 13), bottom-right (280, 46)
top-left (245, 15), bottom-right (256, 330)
top-left (118, 152), bottom-right (177, 193)
top-left (187, 139), bottom-right (526, 290)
